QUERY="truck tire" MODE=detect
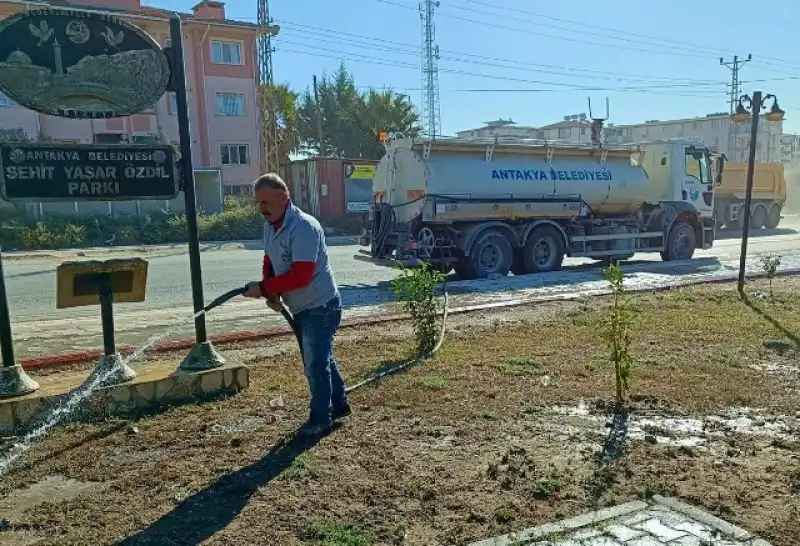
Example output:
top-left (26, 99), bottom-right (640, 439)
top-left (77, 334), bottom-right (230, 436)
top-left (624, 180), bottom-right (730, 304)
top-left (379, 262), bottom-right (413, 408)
top-left (465, 230), bottom-right (513, 279)
top-left (510, 250), bottom-right (527, 276)
top-left (523, 226), bottom-right (565, 273)
top-left (661, 221), bottom-right (696, 262)
top-left (765, 204), bottom-right (781, 230)
top-left (751, 204), bottom-right (767, 230)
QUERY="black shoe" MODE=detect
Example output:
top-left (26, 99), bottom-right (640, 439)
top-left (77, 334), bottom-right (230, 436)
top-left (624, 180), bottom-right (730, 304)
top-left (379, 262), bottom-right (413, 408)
top-left (297, 420), bottom-right (333, 438)
top-left (332, 402), bottom-right (352, 421)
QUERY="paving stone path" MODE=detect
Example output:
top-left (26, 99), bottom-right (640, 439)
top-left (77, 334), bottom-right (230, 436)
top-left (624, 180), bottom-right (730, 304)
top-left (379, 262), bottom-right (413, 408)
top-left (470, 495), bottom-right (771, 546)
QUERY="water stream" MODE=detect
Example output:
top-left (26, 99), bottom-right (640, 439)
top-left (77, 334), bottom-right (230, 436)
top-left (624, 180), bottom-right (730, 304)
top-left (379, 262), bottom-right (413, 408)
top-left (0, 310), bottom-right (207, 477)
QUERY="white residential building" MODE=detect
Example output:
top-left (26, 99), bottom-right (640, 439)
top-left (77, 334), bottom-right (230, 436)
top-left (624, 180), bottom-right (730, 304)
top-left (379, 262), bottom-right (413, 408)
top-left (454, 119), bottom-right (540, 139)
top-left (456, 113), bottom-right (794, 167)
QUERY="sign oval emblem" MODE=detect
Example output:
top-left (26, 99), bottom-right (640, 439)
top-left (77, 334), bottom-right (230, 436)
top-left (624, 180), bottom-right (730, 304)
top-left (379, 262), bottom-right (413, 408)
top-left (0, 9), bottom-right (170, 119)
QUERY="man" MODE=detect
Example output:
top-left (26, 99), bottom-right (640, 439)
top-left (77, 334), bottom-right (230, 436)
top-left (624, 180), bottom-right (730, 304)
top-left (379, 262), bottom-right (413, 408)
top-left (244, 173), bottom-right (351, 437)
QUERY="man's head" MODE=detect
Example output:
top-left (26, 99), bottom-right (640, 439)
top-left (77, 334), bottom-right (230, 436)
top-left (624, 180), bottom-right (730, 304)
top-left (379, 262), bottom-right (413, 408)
top-left (253, 173), bottom-right (290, 222)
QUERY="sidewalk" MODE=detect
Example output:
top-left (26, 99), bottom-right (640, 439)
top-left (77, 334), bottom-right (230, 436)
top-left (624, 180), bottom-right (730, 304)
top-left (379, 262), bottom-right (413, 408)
top-left (1, 235), bottom-right (359, 261)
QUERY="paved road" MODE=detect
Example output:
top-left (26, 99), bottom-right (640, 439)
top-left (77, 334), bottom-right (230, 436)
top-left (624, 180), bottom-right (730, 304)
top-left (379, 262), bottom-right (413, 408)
top-left (5, 222), bottom-right (800, 322)
top-left (3, 222), bottom-right (800, 358)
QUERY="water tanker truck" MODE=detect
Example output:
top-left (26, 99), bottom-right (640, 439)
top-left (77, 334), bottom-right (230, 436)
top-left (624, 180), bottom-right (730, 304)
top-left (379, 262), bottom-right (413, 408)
top-left (360, 135), bottom-right (723, 280)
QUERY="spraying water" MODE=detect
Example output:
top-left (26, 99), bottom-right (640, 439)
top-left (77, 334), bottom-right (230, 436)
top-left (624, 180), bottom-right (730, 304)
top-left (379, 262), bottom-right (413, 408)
top-left (0, 309), bottom-right (207, 477)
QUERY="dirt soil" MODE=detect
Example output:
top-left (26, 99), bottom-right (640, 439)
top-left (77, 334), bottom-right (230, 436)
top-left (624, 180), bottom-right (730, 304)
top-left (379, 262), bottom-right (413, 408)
top-left (1, 277), bottom-right (799, 546)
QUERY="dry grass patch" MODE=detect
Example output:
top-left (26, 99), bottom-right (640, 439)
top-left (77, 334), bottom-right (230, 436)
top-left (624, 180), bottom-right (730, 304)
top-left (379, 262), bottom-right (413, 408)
top-left (0, 277), bottom-right (798, 546)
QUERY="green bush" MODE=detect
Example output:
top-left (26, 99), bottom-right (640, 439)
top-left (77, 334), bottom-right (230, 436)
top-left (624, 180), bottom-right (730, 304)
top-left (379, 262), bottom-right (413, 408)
top-left (0, 197), bottom-right (265, 251)
top-left (391, 262), bottom-right (446, 355)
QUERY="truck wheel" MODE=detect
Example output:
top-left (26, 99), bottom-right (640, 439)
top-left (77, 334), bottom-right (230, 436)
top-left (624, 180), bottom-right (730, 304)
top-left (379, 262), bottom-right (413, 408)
top-left (466, 230), bottom-right (513, 278)
top-left (510, 249), bottom-right (527, 275)
top-left (523, 226), bottom-right (565, 273)
top-left (661, 222), bottom-right (696, 262)
top-left (765, 204), bottom-right (781, 230)
top-left (453, 261), bottom-right (470, 280)
top-left (751, 204), bottom-right (767, 230)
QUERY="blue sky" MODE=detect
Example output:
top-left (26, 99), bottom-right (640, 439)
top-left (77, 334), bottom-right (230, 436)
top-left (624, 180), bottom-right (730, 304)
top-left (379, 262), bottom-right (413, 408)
top-left (167, 0), bottom-right (799, 134)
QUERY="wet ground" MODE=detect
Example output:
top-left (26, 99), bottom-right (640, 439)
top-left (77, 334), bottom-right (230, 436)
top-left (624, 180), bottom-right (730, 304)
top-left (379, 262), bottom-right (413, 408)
top-left (0, 278), bottom-right (797, 545)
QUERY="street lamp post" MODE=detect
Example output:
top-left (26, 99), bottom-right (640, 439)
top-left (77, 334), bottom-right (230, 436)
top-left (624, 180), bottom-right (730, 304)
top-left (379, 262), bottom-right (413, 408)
top-left (730, 91), bottom-right (785, 296)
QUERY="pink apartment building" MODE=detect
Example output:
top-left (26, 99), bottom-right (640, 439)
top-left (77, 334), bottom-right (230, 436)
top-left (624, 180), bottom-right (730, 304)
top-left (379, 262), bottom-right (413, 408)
top-left (0, 0), bottom-right (261, 216)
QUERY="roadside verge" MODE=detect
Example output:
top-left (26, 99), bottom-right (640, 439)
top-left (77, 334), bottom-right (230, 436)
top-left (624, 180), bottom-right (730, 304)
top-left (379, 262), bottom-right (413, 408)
top-left (17, 267), bottom-right (800, 371)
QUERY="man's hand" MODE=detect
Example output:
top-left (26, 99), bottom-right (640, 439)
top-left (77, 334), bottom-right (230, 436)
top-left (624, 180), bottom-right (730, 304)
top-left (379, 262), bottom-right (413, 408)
top-left (265, 296), bottom-right (284, 313)
top-left (243, 281), bottom-right (263, 298)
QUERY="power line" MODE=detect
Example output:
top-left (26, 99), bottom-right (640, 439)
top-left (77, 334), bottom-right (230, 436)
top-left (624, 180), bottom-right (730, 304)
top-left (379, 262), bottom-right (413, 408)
top-left (277, 37), bottom-right (799, 94)
top-left (377, 0), bottom-right (800, 74)
top-left (453, 0), bottom-right (800, 71)
top-left (261, 18), bottom-right (800, 87)
top-left (276, 47), bottom-right (728, 98)
top-left (277, 35), bottom-right (724, 89)
top-left (276, 26), bottom-right (725, 86)
top-left (278, 42), bottom-right (724, 92)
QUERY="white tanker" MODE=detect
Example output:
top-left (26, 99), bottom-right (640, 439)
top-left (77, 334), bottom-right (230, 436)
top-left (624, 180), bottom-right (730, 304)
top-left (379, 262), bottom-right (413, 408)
top-left (361, 135), bottom-right (723, 279)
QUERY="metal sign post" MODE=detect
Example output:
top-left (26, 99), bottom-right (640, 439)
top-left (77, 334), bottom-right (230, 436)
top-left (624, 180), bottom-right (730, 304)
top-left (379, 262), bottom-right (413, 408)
top-left (168, 15), bottom-right (225, 370)
top-left (0, 249), bottom-right (40, 398)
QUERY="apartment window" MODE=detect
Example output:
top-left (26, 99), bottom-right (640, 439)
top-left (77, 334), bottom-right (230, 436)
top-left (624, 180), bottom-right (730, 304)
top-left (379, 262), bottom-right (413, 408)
top-left (220, 143), bottom-right (249, 165)
top-left (168, 92), bottom-right (178, 115)
top-left (132, 134), bottom-right (159, 143)
top-left (0, 92), bottom-right (14, 107)
top-left (94, 133), bottom-right (125, 144)
top-left (216, 92), bottom-right (246, 116)
top-left (558, 128), bottom-right (569, 139)
top-left (211, 40), bottom-right (243, 65)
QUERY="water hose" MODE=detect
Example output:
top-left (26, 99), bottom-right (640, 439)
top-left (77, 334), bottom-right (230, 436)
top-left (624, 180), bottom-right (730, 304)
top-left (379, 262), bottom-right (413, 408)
top-left (203, 285), bottom-right (249, 313)
top-left (205, 276), bottom-right (449, 395)
top-left (345, 279), bottom-right (449, 394)
top-left (205, 284), bottom-right (302, 353)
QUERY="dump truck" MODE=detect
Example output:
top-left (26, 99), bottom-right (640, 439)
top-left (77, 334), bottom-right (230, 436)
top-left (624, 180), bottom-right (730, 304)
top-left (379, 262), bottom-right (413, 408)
top-left (358, 135), bottom-right (722, 280)
top-left (713, 161), bottom-right (786, 230)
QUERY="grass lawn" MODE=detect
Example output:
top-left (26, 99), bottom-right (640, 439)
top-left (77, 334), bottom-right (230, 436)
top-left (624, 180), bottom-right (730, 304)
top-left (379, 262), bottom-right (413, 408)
top-left (0, 277), bottom-right (798, 546)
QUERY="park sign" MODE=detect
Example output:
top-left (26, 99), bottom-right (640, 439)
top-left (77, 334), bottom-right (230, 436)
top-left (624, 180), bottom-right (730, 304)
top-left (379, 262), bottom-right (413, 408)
top-left (0, 143), bottom-right (179, 201)
top-left (0, 9), bottom-right (170, 119)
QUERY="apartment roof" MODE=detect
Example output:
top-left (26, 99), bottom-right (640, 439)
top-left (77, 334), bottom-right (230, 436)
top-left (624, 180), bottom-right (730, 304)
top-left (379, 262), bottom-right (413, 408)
top-left (614, 113), bottom-right (730, 128)
top-left (457, 123), bottom-right (539, 134)
top-left (538, 120), bottom-right (586, 130)
top-left (2, 0), bottom-right (257, 29)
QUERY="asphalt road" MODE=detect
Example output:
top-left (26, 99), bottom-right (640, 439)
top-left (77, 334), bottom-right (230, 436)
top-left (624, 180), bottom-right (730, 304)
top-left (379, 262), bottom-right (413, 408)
top-left (5, 222), bottom-right (800, 323)
top-left (3, 221), bottom-right (800, 358)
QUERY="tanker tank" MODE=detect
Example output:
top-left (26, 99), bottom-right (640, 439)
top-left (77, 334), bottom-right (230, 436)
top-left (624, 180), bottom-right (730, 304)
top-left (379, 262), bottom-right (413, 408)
top-left (373, 138), bottom-right (669, 224)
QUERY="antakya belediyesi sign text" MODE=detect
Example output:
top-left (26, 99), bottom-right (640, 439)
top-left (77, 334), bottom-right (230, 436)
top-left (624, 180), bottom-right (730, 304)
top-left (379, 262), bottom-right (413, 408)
top-left (0, 143), bottom-right (178, 201)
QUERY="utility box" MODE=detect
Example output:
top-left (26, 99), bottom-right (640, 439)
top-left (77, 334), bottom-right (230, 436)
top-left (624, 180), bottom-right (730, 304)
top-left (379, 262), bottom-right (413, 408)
top-left (56, 258), bottom-right (148, 309)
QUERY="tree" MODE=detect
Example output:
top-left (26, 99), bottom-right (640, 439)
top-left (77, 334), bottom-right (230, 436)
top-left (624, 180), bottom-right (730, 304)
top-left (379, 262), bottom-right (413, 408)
top-left (261, 83), bottom-right (301, 164)
top-left (298, 63), bottom-right (420, 159)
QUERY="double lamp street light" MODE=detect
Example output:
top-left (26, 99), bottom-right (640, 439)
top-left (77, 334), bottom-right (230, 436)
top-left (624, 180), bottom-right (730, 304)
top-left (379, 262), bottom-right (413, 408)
top-left (729, 91), bottom-right (785, 296)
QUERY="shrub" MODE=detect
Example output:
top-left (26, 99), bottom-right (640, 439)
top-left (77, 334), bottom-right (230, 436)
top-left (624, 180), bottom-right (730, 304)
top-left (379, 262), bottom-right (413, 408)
top-left (0, 200), bottom-right (264, 251)
top-left (391, 263), bottom-right (446, 355)
top-left (603, 263), bottom-right (635, 407)
top-left (760, 253), bottom-right (782, 299)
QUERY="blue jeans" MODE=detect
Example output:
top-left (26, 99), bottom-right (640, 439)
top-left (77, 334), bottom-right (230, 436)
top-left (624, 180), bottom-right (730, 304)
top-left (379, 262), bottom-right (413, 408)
top-left (294, 294), bottom-right (347, 425)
